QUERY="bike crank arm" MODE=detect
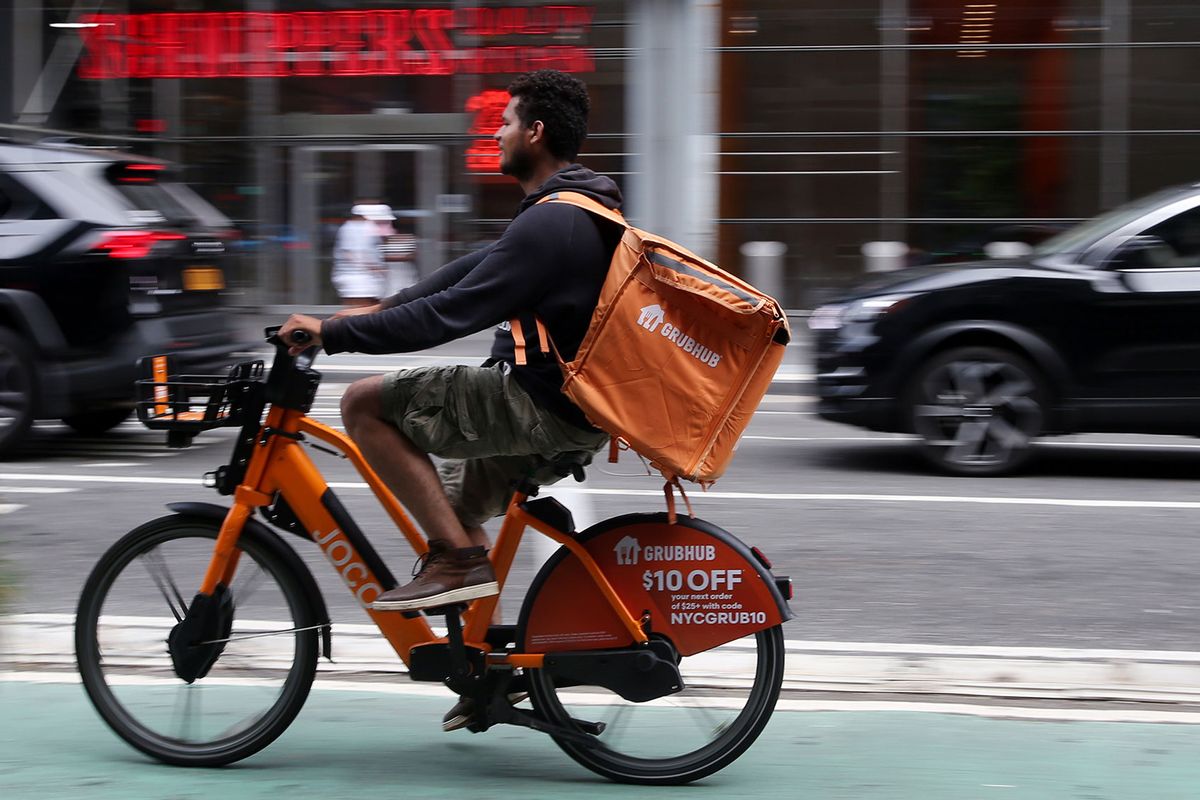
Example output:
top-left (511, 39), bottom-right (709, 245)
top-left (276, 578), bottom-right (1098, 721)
top-left (491, 702), bottom-right (607, 746)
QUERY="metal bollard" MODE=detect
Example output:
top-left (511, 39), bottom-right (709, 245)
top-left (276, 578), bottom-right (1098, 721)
top-left (740, 241), bottom-right (786, 303)
top-left (861, 240), bottom-right (907, 273)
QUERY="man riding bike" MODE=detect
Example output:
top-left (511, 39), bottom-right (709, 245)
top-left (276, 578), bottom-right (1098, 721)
top-left (278, 70), bottom-right (622, 725)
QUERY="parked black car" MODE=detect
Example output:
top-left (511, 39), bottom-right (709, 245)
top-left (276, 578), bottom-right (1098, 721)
top-left (0, 140), bottom-right (245, 456)
top-left (812, 183), bottom-right (1200, 475)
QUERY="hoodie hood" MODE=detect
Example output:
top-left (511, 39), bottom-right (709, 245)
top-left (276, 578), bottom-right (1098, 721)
top-left (518, 163), bottom-right (623, 214)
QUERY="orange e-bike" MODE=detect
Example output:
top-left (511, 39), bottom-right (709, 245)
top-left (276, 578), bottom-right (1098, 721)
top-left (74, 328), bottom-right (793, 785)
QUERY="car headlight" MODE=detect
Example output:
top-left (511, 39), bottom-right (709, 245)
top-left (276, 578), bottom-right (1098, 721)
top-left (807, 303), bottom-right (846, 331)
top-left (808, 294), bottom-right (912, 332)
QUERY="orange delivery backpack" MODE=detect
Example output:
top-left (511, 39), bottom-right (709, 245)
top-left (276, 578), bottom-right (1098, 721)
top-left (512, 191), bottom-right (791, 488)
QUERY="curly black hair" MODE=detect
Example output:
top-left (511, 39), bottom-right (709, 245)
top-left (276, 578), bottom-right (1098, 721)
top-left (507, 70), bottom-right (590, 162)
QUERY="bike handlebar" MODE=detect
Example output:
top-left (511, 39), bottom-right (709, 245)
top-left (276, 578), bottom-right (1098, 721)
top-left (264, 325), bottom-right (319, 371)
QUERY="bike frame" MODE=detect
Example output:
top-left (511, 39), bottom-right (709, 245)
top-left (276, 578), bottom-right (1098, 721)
top-left (196, 399), bottom-right (649, 670)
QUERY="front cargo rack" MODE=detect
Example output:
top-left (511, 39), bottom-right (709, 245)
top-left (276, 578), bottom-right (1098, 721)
top-left (136, 356), bottom-right (264, 433)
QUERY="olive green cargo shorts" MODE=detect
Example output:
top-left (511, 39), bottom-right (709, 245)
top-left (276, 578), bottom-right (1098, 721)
top-left (380, 363), bottom-right (608, 527)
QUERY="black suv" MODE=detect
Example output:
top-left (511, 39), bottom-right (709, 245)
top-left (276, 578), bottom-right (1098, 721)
top-left (0, 141), bottom-right (245, 456)
top-left (812, 183), bottom-right (1200, 476)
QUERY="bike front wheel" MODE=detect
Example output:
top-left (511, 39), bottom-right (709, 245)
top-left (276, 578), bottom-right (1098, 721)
top-left (527, 625), bottom-right (785, 785)
top-left (75, 514), bottom-right (319, 766)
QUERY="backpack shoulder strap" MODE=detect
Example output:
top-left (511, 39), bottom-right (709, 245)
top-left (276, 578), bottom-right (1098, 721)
top-left (536, 191), bottom-right (628, 229)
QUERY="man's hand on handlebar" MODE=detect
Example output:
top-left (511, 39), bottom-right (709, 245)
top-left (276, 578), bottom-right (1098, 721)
top-left (279, 314), bottom-right (323, 356)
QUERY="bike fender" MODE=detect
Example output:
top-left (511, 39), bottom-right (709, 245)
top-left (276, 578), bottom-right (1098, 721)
top-left (166, 501), bottom-right (332, 660)
top-left (518, 513), bottom-right (792, 657)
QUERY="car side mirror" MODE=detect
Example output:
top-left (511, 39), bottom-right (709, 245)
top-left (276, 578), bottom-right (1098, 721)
top-left (1107, 234), bottom-right (1173, 270)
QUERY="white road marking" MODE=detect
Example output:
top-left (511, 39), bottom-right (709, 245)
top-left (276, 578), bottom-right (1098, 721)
top-left (742, 435), bottom-right (910, 441)
top-left (80, 462), bottom-right (140, 468)
top-left (6, 471), bottom-right (1200, 510)
top-left (0, 486), bottom-right (75, 494)
top-left (0, 473), bottom-right (200, 486)
top-left (0, 504), bottom-right (23, 514)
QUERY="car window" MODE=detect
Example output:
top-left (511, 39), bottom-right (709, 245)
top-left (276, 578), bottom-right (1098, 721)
top-left (0, 172), bottom-right (55, 221)
top-left (1130, 206), bottom-right (1200, 269)
top-left (112, 181), bottom-right (198, 225)
top-left (158, 182), bottom-right (232, 228)
top-left (1030, 186), bottom-right (1187, 257)
top-left (12, 166), bottom-right (134, 225)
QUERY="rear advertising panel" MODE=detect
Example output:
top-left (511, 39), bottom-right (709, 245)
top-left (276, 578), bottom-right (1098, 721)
top-left (522, 518), bottom-right (787, 656)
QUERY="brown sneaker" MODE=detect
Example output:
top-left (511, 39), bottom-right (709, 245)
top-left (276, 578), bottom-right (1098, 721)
top-left (370, 542), bottom-right (498, 612)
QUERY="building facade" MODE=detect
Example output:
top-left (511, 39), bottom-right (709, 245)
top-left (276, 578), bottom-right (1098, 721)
top-left (4, 1), bottom-right (1199, 307)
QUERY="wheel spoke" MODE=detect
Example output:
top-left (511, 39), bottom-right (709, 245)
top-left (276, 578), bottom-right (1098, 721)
top-left (174, 684), bottom-right (201, 742)
top-left (984, 378), bottom-right (1033, 405)
top-left (948, 420), bottom-right (989, 461)
top-left (140, 549), bottom-right (189, 623)
top-left (232, 562), bottom-right (266, 607)
top-left (987, 417), bottom-right (1029, 452)
top-left (948, 362), bottom-right (986, 400)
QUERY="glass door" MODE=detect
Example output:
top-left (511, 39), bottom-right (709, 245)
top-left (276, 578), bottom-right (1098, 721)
top-left (289, 145), bottom-right (444, 305)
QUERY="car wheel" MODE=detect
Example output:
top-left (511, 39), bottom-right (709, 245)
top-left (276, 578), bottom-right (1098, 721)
top-left (907, 346), bottom-right (1046, 476)
top-left (0, 328), bottom-right (37, 457)
top-left (62, 407), bottom-right (134, 435)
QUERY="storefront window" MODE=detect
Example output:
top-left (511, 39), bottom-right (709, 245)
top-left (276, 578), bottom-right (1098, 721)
top-left (1129, 1), bottom-right (1200, 200)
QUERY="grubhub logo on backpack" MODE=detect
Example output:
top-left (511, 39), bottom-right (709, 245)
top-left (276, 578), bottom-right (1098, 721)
top-left (637, 304), bottom-right (723, 368)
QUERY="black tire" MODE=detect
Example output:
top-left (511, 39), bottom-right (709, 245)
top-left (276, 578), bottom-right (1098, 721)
top-left (907, 345), bottom-right (1047, 476)
top-left (75, 514), bottom-right (319, 766)
top-left (0, 328), bottom-right (37, 457)
top-left (518, 518), bottom-right (786, 785)
top-left (62, 407), bottom-right (134, 435)
top-left (526, 626), bottom-right (785, 785)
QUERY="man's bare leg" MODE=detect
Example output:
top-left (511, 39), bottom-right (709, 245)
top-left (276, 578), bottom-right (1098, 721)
top-left (341, 376), bottom-right (500, 613)
top-left (342, 377), bottom-right (494, 550)
top-left (340, 375), bottom-right (471, 548)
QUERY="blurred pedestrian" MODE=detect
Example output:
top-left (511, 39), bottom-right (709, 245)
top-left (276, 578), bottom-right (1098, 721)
top-left (331, 203), bottom-right (387, 307)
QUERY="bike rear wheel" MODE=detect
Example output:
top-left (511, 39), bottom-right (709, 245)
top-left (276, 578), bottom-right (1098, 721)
top-left (75, 514), bottom-right (319, 766)
top-left (526, 625), bottom-right (785, 785)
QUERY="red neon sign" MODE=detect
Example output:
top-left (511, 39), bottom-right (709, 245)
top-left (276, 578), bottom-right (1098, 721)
top-left (465, 89), bottom-right (510, 175)
top-left (76, 7), bottom-right (595, 80)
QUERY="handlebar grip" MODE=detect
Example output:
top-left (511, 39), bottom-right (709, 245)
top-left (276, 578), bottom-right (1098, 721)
top-left (289, 329), bottom-right (313, 346)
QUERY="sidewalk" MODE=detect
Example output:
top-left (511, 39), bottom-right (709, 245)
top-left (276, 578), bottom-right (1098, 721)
top-left (8, 614), bottom-right (1200, 706)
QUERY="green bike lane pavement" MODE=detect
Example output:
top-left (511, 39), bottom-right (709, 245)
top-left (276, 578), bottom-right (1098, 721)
top-left (3, 678), bottom-right (1200, 799)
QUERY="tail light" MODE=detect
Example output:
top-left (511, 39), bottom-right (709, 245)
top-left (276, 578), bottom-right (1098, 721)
top-left (90, 230), bottom-right (186, 259)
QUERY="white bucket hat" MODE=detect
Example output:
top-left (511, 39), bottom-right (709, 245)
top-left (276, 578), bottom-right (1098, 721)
top-left (364, 204), bottom-right (395, 221)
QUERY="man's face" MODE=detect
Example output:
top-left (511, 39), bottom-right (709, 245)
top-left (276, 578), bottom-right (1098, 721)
top-left (495, 95), bottom-right (535, 181)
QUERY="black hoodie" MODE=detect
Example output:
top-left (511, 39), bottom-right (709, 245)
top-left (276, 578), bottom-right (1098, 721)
top-left (321, 164), bottom-right (623, 430)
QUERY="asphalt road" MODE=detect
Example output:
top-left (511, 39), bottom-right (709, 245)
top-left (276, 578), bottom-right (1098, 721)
top-left (2, 319), bottom-right (1200, 651)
